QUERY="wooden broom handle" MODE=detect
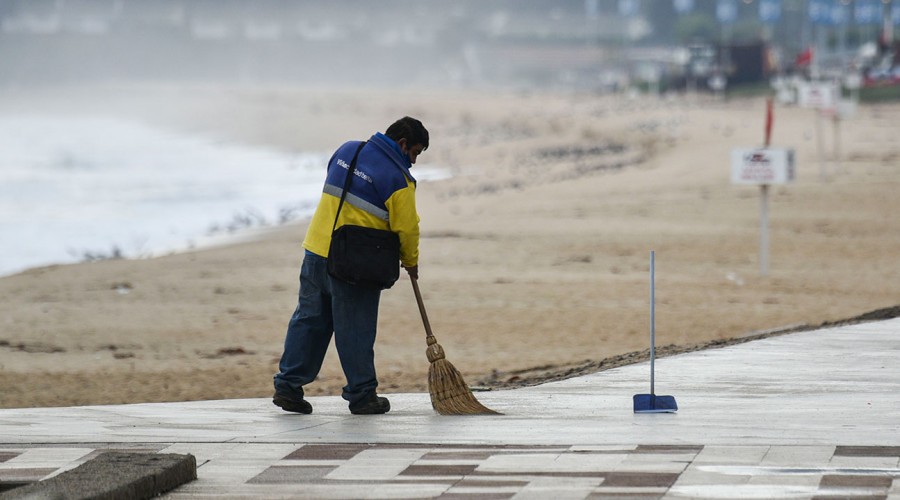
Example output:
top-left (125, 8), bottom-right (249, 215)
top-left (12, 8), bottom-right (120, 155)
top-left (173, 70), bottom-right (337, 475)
top-left (410, 277), bottom-right (435, 339)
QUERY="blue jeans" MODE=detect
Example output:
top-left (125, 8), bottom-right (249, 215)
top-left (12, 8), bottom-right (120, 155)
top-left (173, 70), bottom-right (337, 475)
top-left (274, 252), bottom-right (382, 405)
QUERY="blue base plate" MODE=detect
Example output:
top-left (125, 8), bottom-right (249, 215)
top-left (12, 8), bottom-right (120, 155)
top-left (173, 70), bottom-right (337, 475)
top-left (633, 394), bottom-right (678, 413)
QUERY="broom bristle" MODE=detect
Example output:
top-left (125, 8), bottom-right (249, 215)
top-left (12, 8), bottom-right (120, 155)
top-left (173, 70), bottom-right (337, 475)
top-left (426, 339), bottom-right (499, 415)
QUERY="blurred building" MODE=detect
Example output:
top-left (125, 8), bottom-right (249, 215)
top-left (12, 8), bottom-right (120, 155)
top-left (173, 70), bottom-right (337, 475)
top-left (0, 0), bottom-right (627, 88)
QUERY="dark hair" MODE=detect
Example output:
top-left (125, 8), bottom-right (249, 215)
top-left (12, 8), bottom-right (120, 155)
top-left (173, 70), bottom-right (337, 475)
top-left (385, 116), bottom-right (429, 150)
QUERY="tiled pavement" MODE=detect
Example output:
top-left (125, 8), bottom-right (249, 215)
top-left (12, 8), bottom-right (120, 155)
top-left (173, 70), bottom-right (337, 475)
top-left (2, 443), bottom-right (899, 498)
top-left (1, 318), bottom-right (899, 499)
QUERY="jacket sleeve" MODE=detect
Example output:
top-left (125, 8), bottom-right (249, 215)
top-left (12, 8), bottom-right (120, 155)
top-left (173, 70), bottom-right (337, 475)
top-left (385, 179), bottom-right (419, 267)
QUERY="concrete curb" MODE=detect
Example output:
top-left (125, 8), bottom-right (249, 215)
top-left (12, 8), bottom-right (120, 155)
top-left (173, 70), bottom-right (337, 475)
top-left (0, 452), bottom-right (196, 500)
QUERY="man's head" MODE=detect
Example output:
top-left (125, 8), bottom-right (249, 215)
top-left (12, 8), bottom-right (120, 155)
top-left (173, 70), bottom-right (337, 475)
top-left (385, 116), bottom-right (428, 164)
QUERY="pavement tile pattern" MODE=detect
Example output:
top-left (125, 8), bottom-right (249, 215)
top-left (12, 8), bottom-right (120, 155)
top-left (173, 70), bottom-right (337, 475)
top-left (2, 443), bottom-right (899, 498)
top-left (1, 318), bottom-right (898, 498)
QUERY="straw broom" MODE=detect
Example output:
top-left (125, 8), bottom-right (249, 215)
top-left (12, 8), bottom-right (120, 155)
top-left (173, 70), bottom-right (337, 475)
top-left (410, 277), bottom-right (499, 415)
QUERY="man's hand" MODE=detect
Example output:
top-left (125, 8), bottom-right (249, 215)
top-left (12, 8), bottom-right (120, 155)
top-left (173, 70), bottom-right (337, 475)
top-left (404, 265), bottom-right (419, 280)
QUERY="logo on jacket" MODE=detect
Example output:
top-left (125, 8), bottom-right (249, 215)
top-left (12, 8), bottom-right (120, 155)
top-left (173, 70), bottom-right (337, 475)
top-left (337, 158), bottom-right (373, 184)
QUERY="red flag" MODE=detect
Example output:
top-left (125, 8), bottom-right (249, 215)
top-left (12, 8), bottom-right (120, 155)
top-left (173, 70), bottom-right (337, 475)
top-left (795, 47), bottom-right (813, 67)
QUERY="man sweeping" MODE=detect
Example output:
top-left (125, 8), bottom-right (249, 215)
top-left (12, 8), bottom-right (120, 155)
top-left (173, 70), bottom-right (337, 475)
top-left (273, 117), bottom-right (428, 415)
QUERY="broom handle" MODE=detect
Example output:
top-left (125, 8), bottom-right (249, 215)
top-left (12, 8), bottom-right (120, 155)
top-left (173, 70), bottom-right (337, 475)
top-left (410, 277), bottom-right (435, 339)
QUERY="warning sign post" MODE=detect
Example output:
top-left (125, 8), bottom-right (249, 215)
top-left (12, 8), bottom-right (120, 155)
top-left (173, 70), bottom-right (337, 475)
top-left (730, 149), bottom-right (796, 185)
top-left (730, 99), bottom-right (796, 277)
top-left (730, 147), bottom-right (795, 277)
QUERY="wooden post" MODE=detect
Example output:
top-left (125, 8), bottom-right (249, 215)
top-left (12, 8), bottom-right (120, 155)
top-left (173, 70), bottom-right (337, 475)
top-left (760, 97), bottom-right (773, 276)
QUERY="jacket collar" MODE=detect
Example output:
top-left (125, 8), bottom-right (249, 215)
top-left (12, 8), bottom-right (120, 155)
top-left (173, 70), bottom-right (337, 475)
top-left (369, 133), bottom-right (416, 184)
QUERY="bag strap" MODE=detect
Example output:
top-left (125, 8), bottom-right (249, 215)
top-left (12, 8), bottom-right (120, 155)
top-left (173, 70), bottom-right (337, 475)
top-left (331, 141), bottom-right (368, 233)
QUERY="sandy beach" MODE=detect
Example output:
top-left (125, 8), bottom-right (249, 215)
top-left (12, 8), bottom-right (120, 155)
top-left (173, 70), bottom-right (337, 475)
top-left (0, 83), bottom-right (897, 408)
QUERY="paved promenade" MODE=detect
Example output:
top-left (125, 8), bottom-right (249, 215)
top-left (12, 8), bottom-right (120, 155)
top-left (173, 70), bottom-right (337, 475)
top-left (1, 318), bottom-right (898, 499)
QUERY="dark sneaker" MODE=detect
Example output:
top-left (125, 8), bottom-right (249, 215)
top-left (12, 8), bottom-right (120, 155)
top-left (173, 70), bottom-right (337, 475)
top-left (273, 392), bottom-right (312, 414)
top-left (349, 393), bottom-right (390, 415)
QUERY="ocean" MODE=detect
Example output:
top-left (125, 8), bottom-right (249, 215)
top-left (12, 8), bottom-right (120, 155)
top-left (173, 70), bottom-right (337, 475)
top-left (0, 115), bottom-right (444, 277)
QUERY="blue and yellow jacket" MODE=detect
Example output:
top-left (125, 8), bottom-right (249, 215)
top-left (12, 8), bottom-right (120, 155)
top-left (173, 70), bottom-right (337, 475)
top-left (303, 133), bottom-right (419, 267)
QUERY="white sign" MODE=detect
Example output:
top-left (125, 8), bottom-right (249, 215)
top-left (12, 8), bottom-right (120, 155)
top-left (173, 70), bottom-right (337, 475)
top-left (797, 82), bottom-right (836, 110)
top-left (731, 148), bottom-right (796, 185)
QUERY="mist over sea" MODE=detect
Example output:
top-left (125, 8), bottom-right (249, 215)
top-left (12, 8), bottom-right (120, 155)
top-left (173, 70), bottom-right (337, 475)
top-left (0, 116), bottom-right (444, 277)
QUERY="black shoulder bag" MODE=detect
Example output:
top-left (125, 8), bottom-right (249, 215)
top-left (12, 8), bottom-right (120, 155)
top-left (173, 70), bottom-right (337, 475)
top-left (326, 141), bottom-right (401, 289)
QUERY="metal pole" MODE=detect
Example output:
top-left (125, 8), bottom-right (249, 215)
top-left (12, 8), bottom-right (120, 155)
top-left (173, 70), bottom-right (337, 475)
top-left (650, 250), bottom-right (655, 395)
top-left (760, 185), bottom-right (770, 276)
top-left (885, 1), bottom-right (894, 46)
top-left (833, 112), bottom-right (842, 173)
top-left (816, 109), bottom-right (827, 181)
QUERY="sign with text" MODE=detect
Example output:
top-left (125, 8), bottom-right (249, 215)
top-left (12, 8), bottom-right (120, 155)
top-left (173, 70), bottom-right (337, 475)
top-left (798, 82), bottom-right (837, 110)
top-left (731, 148), bottom-right (796, 185)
